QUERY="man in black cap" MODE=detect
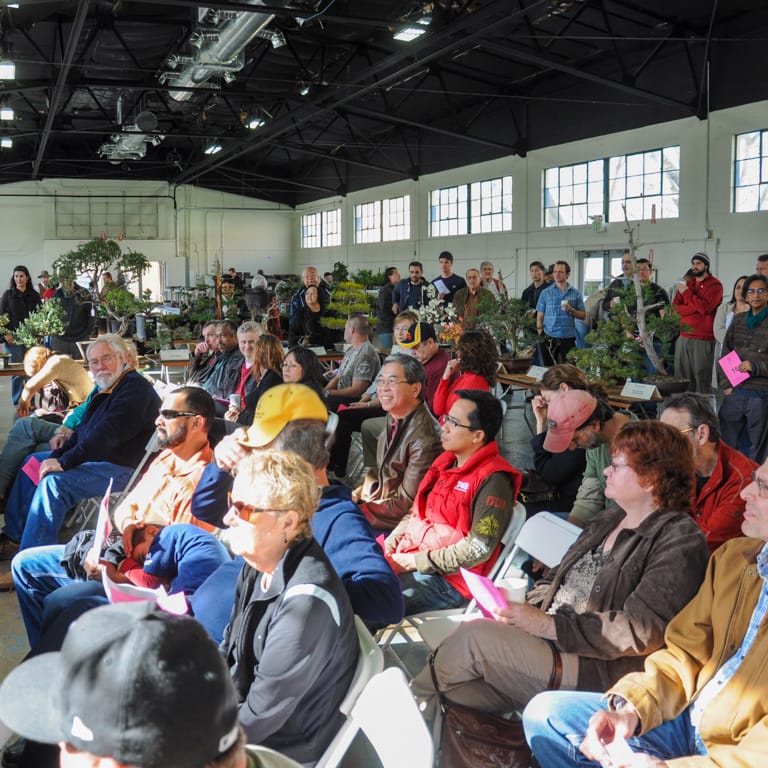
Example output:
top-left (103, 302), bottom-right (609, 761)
top-left (0, 602), bottom-right (280, 768)
top-left (672, 252), bottom-right (723, 394)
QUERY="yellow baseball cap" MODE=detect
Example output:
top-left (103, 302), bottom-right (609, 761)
top-left (237, 383), bottom-right (328, 448)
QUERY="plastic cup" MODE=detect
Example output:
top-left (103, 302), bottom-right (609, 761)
top-left (498, 577), bottom-right (528, 604)
top-left (560, 300), bottom-right (569, 309)
top-left (229, 393), bottom-right (242, 409)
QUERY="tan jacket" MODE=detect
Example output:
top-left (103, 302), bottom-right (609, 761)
top-left (610, 536), bottom-right (768, 767)
top-left (360, 402), bottom-right (441, 530)
top-left (20, 354), bottom-right (93, 410)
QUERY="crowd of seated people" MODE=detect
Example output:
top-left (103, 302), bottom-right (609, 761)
top-left (4, 252), bottom-right (768, 768)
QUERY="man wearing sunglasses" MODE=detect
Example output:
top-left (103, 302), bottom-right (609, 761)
top-left (718, 272), bottom-right (768, 462)
top-left (384, 389), bottom-right (521, 613)
top-left (6, 387), bottom-right (227, 646)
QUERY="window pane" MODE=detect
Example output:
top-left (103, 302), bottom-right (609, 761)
top-left (645, 151), bottom-right (661, 174)
top-left (626, 153), bottom-right (644, 176)
top-left (738, 158), bottom-right (760, 186)
top-left (663, 145), bottom-right (680, 169)
top-left (736, 131), bottom-right (759, 160)
top-left (644, 173), bottom-right (661, 195)
top-left (735, 186), bottom-right (758, 212)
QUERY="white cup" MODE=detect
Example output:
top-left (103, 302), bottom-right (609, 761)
top-left (229, 393), bottom-right (241, 409)
top-left (560, 300), bottom-right (569, 309)
top-left (498, 576), bottom-right (528, 604)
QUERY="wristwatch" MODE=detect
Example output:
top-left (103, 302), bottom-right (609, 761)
top-left (608, 695), bottom-right (632, 712)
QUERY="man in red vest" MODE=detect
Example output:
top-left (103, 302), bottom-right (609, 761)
top-left (385, 389), bottom-right (521, 613)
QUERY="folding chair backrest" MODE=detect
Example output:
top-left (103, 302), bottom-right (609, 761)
top-left (315, 616), bottom-right (384, 768)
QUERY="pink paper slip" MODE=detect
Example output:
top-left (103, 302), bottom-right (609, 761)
top-left (22, 456), bottom-right (41, 486)
top-left (460, 567), bottom-right (508, 619)
top-left (718, 350), bottom-right (750, 387)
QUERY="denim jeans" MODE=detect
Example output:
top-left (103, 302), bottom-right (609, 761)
top-left (11, 544), bottom-right (71, 646)
top-left (523, 691), bottom-right (700, 767)
top-left (0, 417), bottom-right (59, 499)
top-left (398, 571), bottom-right (465, 614)
top-left (3, 455), bottom-right (133, 549)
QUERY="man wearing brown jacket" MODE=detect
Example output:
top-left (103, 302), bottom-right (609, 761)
top-left (358, 354), bottom-right (441, 532)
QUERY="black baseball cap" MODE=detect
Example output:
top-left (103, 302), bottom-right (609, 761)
top-left (0, 603), bottom-right (240, 768)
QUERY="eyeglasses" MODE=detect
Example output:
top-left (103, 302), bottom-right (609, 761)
top-left (751, 471), bottom-right (768, 498)
top-left (87, 354), bottom-right (115, 368)
top-left (158, 410), bottom-right (198, 420)
top-left (377, 377), bottom-right (409, 387)
top-left (227, 496), bottom-right (290, 522)
top-left (745, 288), bottom-right (767, 295)
top-left (606, 460), bottom-right (631, 473)
top-left (678, 426), bottom-right (696, 435)
top-left (441, 413), bottom-right (474, 430)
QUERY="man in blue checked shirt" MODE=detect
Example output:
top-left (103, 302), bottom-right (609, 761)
top-left (523, 456), bottom-right (768, 768)
top-left (535, 260), bottom-right (586, 365)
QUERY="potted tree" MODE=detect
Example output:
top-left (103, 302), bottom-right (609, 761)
top-left (474, 294), bottom-right (538, 372)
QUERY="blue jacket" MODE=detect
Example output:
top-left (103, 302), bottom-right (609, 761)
top-left (52, 369), bottom-right (159, 471)
top-left (393, 278), bottom-right (431, 311)
top-left (313, 483), bottom-right (404, 629)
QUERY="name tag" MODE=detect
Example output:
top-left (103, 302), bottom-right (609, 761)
top-left (454, 481), bottom-right (470, 493)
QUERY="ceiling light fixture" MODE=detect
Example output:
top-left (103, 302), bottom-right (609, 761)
top-left (0, 107), bottom-right (13, 121)
top-left (204, 143), bottom-right (222, 155)
top-left (299, 83), bottom-right (311, 96)
top-left (248, 117), bottom-right (265, 130)
top-left (255, 28), bottom-right (287, 49)
top-left (393, 13), bottom-right (431, 42)
top-left (1, 137), bottom-right (12, 148)
top-left (0, 61), bottom-right (16, 80)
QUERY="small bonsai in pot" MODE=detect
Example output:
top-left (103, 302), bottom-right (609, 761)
top-left (475, 294), bottom-right (537, 360)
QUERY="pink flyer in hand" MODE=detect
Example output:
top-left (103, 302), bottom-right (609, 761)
top-left (22, 456), bottom-right (41, 486)
top-left (718, 350), bottom-right (750, 387)
top-left (460, 567), bottom-right (508, 619)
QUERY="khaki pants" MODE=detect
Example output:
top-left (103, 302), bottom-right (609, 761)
top-left (411, 618), bottom-right (579, 717)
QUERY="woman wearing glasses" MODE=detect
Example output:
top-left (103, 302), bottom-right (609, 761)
top-left (718, 273), bottom-right (768, 461)
top-left (412, 420), bottom-right (709, 725)
top-left (279, 345), bottom-right (326, 397)
top-left (221, 449), bottom-right (358, 765)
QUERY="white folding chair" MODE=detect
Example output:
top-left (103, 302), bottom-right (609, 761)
top-left (377, 501), bottom-right (527, 652)
top-left (320, 668), bottom-right (433, 768)
top-left (314, 615), bottom-right (384, 768)
top-left (418, 511), bottom-right (582, 650)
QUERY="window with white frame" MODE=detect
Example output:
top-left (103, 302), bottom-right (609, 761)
top-left (608, 145), bottom-right (679, 222)
top-left (543, 160), bottom-right (604, 227)
top-left (383, 194), bottom-right (410, 240)
top-left (471, 177), bottom-right (512, 232)
top-left (431, 184), bottom-right (468, 236)
top-left (301, 208), bottom-right (342, 248)
top-left (430, 177), bottom-right (511, 236)
top-left (353, 195), bottom-right (410, 244)
top-left (354, 201), bottom-right (381, 244)
top-left (543, 147), bottom-right (679, 227)
top-left (734, 129), bottom-right (768, 212)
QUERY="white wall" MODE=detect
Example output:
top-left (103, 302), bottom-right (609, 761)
top-left (0, 179), bottom-right (294, 293)
top-left (296, 100), bottom-right (768, 298)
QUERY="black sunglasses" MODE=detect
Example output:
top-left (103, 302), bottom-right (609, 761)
top-left (158, 410), bottom-right (199, 420)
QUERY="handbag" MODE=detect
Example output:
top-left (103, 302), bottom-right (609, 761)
top-left (518, 468), bottom-right (558, 506)
top-left (429, 653), bottom-right (535, 768)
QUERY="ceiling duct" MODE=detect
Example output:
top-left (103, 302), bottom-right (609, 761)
top-left (97, 110), bottom-right (164, 164)
top-left (159, 1), bottom-right (291, 102)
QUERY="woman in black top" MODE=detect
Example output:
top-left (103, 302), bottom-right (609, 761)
top-left (0, 265), bottom-right (41, 406)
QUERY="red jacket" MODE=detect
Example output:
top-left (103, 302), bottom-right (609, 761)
top-left (672, 274), bottom-right (723, 340)
top-left (394, 441), bottom-right (521, 598)
top-left (432, 371), bottom-right (491, 418)
top-left (694, 440), bottom-right (756, 553)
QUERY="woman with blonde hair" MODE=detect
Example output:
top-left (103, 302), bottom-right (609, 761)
top-left (17, 346), bottom-right (94, 418)
top-left (222, 449), bottom-right (358, 764)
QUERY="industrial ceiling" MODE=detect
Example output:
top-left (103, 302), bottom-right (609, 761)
top-left (0, 0), bottom-right (765, 206)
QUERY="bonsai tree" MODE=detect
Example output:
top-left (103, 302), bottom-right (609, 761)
top-left (474, 294), bottom-right (537, 357)
top-left (321, 280), bottom-right (370, 331)
top-left (52, 237), bottom-right (151, 335)
top-left (14, 300), bottom-right (67, 347)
